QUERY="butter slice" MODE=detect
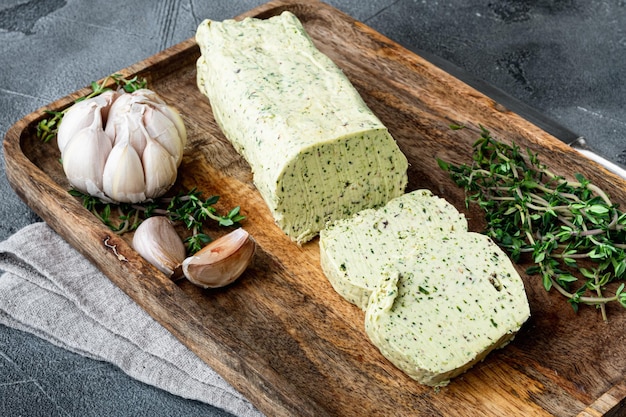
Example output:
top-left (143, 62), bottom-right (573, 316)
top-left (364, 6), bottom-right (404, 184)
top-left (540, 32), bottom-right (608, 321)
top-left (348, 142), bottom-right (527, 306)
top-left (365, 232), bottom-right (530, 387)
top-left (319, 189), bottom-right (468, 309)
top-left (196, 12), bottom-right (408, 243)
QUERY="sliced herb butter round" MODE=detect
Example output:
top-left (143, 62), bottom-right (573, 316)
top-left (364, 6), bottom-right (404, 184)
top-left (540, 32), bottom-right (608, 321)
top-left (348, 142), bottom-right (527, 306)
top-left (319, 189), bottom-right (468, 309)
top-left (195, 11), bottom-right (408, 243)
top-left (364, 232), bottom-right (530, 387)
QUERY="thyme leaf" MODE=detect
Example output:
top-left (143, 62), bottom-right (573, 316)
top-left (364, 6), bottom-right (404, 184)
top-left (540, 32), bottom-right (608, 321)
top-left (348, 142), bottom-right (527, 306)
top-left (439, 126), bottom-right (626, 321)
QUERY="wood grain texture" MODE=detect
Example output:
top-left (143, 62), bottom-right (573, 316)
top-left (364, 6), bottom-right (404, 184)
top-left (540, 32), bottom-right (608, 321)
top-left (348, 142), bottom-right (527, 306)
top-left (4, 1), bottom-right (626, 415)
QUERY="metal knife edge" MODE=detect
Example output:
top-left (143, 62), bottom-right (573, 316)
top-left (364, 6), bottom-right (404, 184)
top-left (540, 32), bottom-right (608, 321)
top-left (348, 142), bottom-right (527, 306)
top-left (412, 48), bottom-right (626, 180)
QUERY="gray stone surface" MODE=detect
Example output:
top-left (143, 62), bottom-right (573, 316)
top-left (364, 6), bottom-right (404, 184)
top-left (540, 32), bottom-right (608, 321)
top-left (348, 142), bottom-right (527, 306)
top-left (1, 0), bottom-right (625, 415)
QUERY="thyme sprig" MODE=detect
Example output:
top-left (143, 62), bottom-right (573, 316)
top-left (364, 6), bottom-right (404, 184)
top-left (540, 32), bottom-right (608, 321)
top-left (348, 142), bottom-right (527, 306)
top-left (37, 73), bottom-right (147, 143)
top-left (70, 188), bottom-right (245, 254)
top-left (438, 126), bottom-right (626, 321)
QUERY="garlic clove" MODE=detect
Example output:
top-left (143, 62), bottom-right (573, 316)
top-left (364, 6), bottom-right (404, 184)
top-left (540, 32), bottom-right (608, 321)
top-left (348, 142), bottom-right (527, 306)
top-left (143, 106), bottom-right (185, 166)
top-left (57, 90), bottom-right (117, 155)
top-left (104, 91), bottom-right (134, 141)
top-left (182, 228), bottom-right (256, 289)
top-left (96, 90), bottom-right (119, 122)
top-left (142, 136), bottom-right (178, 199)
top-left (58, 101), bottom-right (97, 155)
top-left (122, 111), bottom-right (148, 156)
top-left (152, 103), bottom-right (187, 149)
top-left (61, 106), bottom-right (111, 198)
top-left (132, 216), bottom-right (186, 278)
top-left (102, 138), bottom-right (146, 203)
top-left (127, 89), bottom-right (187, 150)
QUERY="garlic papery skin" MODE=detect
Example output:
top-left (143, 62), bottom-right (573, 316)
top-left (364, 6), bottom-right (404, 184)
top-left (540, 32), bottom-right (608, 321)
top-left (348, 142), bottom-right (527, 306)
top-left (58, 88), bottom-right (186, 204)
top-left (182, 228), bottom-right (256, 289)
top-left (132, 216), bottom-right (186, 278)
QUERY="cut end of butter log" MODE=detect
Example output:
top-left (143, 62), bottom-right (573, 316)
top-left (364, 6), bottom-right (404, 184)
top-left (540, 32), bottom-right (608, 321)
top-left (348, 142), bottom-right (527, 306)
top-left (195, 11), bottom-right (408, 243)
top-left (320, 190), bottom-right (530, 386)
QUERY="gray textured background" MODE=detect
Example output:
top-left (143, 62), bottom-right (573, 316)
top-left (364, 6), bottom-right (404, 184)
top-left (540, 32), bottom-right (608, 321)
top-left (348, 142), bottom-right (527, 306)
top-left (1, 0), bottom-right (625, 415)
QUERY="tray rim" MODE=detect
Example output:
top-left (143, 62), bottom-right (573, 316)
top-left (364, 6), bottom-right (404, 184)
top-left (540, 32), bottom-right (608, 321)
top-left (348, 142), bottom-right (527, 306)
top-left (4, 0), bottom-right (626, 416)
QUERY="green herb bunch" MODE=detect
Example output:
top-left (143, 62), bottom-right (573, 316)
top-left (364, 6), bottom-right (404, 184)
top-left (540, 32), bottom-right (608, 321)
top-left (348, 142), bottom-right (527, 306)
top-left (438, 126), bottom-right (626, 321)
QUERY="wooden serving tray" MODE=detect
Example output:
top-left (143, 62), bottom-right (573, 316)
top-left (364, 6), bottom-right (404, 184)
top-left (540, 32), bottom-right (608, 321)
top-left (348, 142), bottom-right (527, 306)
top-left (5, 1), bottom-right (626, 415)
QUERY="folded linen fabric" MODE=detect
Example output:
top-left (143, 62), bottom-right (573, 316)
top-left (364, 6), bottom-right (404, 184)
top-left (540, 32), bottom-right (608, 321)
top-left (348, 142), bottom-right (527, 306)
top-left (0, 222), bottom-right (263, 417)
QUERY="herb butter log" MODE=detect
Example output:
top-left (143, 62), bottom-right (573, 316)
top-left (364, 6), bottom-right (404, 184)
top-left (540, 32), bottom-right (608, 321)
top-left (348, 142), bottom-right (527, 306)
top-left (320, 189), bottom-right (468, 309)
top-left (195, 12), bottom-right (408, 243)
top-left (365, 233), bottom-right (530, 387)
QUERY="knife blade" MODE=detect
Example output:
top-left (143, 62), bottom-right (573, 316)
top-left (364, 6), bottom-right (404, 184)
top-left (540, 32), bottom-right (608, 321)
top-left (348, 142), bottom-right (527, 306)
top-left (413, 48), bottom-right (626, 180)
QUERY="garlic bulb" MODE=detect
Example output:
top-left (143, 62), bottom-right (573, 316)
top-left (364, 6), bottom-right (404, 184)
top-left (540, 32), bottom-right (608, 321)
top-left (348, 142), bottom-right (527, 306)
top-left (57, 88), bottom-right (186, 203)
top-left (182, 228), bottom-right (256, 289)
top-left (132, 216), bottom-right (186, 278)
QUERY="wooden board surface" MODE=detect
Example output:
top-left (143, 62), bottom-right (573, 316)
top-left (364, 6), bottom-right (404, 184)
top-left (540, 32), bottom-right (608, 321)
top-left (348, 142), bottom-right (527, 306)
top-left (4, 1), bottom-right (626, 415)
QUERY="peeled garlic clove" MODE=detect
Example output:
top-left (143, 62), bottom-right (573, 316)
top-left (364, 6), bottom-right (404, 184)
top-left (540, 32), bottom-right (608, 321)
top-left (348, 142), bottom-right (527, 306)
top-left (132, 216), bottom-right (186, 278)
top-left (142, 135), bottom-right (178, 199)
top-left (61, 106), bottom-right (111, 198)
top-left (182, 228), bottom-right (256, 289)
top-left (102, 138), bottom-right (146, 203)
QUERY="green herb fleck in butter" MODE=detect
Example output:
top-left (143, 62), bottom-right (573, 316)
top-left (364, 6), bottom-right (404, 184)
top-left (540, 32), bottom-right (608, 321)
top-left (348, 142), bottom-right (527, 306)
top-left (195, 12), bottom-right (408, 243)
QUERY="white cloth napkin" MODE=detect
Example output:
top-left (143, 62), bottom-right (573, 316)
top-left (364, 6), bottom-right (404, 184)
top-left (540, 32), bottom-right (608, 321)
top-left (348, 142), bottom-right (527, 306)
top-left (0, 222), bottom-right (263, 417)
